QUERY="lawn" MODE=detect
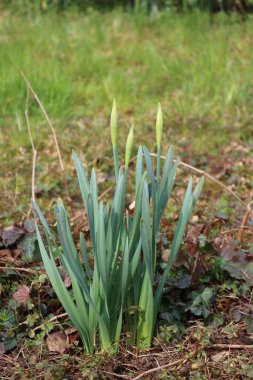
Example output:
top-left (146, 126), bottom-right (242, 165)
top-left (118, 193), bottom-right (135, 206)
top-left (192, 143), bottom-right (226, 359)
top-left (1, 9), bottom-right (253, 221)
top-left (1, 8), bottom-right (253, 379)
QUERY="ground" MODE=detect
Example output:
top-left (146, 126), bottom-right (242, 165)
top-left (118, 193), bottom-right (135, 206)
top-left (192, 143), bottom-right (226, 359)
top-left (0, 8), bottom-right (253, 380)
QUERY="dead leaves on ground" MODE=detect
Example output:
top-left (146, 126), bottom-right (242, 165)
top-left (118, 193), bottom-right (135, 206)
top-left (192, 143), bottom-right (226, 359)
top-left (0, 219), bottom-right (40, 262)
top-left (46, 327), bottom-right (79, 354)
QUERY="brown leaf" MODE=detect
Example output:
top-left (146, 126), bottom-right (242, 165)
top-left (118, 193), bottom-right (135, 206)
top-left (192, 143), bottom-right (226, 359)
top-left (46, 331), bottom-right (69, 354)
top-left (212, 351), bottom-right (229, 363)
top-left (68, 332), bottom-right (79, 345)
top-left (0, 249), bottom-right (15, 262)
top-left (65, 327), bottom-right (79, 345)
top-left (64, 275), bottom-right (71, 288)
top-left (13, 285), bottom-right (30, 305)
top-left (58, 266), bottom-right (72, 288)
top-left (12, 248), bottom-right (22, 260)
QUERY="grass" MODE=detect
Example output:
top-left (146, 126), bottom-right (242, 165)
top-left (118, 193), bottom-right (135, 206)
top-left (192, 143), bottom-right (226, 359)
top-left (0, 9), bottom-right (253, 222)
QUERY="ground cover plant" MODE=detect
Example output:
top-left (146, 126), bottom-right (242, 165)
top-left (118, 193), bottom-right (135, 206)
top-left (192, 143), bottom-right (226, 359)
top-left (1, 6), bottom-right (253, 380)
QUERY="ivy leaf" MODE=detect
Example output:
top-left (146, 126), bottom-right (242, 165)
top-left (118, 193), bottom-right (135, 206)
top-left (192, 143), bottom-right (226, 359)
top-left (0, 309), bottom-right (16, 328)
top-left (188, 287), bottom-right (214, 318)
top-left (206, 313), bottom-right (224, 328)
top-left (224, 261), bottom-right (253, 285)
top-left (3, 336), bottom-right (17, 352)
top-left (165, 274), bottom-right (191, 289)
top-left (23, 219), bottom-right (36, 233)
top-left (17, 234), bottom-right (41, 261)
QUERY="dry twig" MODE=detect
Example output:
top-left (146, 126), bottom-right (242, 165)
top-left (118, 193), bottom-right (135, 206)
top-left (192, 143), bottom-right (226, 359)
top-left (207, 344), bottom-right (253, 349)
top-left (150, 153), bottom-right (247, 209)
top-left (239, 199), bottom-right (253, 242)
top-left (20, 70), bottom-right (70, 200)
top-left (131, 358), bottom-right (185, 380)
top-left (33, 312), bottom-right (68, 332)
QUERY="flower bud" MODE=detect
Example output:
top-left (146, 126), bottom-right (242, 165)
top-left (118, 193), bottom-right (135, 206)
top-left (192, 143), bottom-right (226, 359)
top-left (110, 99), bottom-right (118, 148)
top-left (156, 103), bottom-right (163, 149)
top-left (125, 125), bottom-right (134, 168)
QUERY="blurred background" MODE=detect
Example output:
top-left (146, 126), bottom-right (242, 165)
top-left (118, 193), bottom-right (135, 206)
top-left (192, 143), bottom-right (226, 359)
top-left (0, 0), bottom-right (253, 223)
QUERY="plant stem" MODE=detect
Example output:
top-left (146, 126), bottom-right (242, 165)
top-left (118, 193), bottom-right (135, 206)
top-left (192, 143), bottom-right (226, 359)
top-left (113, 145), bottom-right (119, 183)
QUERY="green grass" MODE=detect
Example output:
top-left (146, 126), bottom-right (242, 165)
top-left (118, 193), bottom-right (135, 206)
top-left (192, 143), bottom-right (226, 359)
top-left (1, 9), bottom-right (253, 221)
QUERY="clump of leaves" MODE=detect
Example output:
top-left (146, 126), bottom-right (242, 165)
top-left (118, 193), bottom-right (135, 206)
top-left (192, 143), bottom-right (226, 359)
top-left (34, 102), bottom-right (204, 353)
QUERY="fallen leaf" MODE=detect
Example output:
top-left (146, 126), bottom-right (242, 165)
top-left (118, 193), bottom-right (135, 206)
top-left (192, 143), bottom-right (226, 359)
top-left (0, 225), bottom-right (25, 246)
top-left (65, 327), bottom-right (79, 345)
top-left (68, 332), bottom-right (79, 345)
top-left (129, 200), bottom-right (135, 210)
top-left (212, 351), bottom-right (229, 362)
top-left (12, 248), bottom-right (22, 260)
top-left (13, 285), bottom-right (30, 305)
top-left (58, 267), bottom-right (71, 288)
top-left (46, 331), bottom-right (69, 354)
top-left (0, 249), bottom-right (15, 262)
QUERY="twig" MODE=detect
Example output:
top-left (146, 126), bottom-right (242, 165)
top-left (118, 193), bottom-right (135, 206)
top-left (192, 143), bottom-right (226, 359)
top-left (20, 70), bottom-right (70, 200)
top-left (131, 358), bottom-right (185, 380)
top-left (239, 199), bottom-right (253, 243)
top-left (99, 370), bottom-right (129, 379)
top-left (241, 269), bottom-right (253, 286)
top-left (220, 227), bottom-right (253, 235)
top-left (20, 71), bottom-right (64, 172)
top-left (150, 153), bottom-right (247, 209)
top-left (24, 85), bottom-right (37, 218)
top-left (207, 344), bottom-right (253, 349)
top-left (33, 312), bottom-right (67, 332)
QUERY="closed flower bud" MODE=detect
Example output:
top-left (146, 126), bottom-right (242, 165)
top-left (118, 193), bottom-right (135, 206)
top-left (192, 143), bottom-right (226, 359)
top-left (110, 99), bottom-right (118, 148)
top-left (125, 125), bottom-right (134, 168)
top-left (156, 103), bottom-right (163, 149)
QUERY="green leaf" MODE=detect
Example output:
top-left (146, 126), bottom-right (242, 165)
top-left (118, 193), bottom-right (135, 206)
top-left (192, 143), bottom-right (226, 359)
top-left (188, 287), bottom-right (214, 318)
top-left (18, 234), bottom-right (41, 261)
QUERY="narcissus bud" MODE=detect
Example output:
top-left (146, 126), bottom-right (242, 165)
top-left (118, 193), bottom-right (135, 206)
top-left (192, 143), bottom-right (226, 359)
top-left (125, 125), bottom-right (134, 168)
top-left (156, 103), bottom-right (163, 149)
top-left (110, 99), bottom-right (118, 148)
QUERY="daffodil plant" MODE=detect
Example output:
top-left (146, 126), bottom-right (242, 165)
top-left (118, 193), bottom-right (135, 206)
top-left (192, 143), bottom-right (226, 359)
top-left (34, 102), bottom-right (204, 353)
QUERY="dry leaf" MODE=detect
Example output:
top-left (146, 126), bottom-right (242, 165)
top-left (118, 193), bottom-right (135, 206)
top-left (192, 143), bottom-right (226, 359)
top-left (0, 249), bottom-right (15, 262)
top-left (0, 225), bottom-right (25, 246)
top-left (65, 327), bottom-right (79, 345)
top-left (46, 331), bottom-right (69, 354)
top-left (129, 200), bottom-right (135, 210)
top-left (64, 275), bottom-right (71, 288)
top-left (13, 285), bottom-right (30, 305)
top-left (212, 351), bottom-right (229, 362)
